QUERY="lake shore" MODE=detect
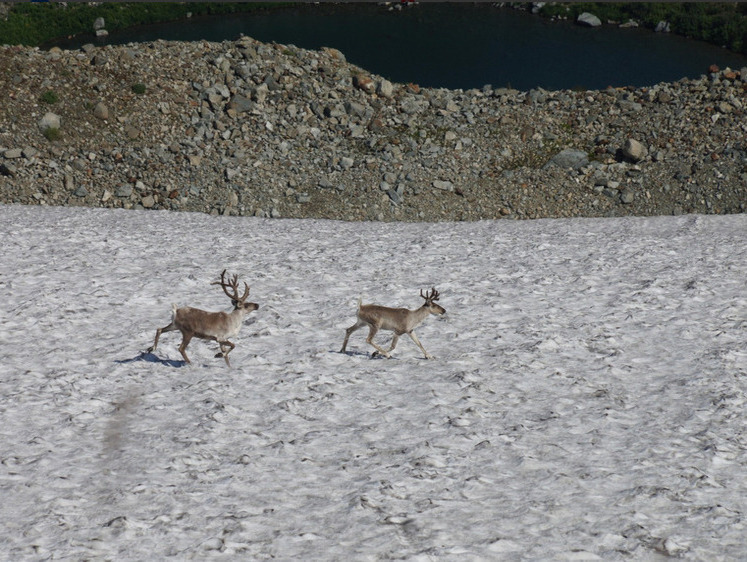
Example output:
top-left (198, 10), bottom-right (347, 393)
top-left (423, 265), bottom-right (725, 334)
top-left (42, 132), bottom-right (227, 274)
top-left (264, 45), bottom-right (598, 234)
top-left (1, 37), bottom-right (746, 221)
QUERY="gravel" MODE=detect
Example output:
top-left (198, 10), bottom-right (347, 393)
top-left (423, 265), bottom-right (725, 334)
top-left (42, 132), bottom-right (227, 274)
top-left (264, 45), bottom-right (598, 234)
top-left (1, 39), bottom-right (745, 221)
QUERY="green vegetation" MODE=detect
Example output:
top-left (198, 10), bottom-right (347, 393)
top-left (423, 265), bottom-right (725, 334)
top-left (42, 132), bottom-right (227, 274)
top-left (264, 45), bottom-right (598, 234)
top-left (43, 127), bottom-right (61, 142)
top-left (0, 3), bottom-right (286, 47)
top-left (131, 83), bottom-right (146, 95)
top-left (538, 3), bottom-right (747, 55)
top-left (39, 90), bottom-right (58, 104)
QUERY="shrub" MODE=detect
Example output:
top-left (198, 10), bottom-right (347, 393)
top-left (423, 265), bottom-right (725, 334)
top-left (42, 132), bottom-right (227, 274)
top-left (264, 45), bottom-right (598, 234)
top-left (131, 83), bottom-right (146, 95)
top-left (43, 127), bottom-right (61, 141)
top-left (39, 90), bottom-right (58, 104)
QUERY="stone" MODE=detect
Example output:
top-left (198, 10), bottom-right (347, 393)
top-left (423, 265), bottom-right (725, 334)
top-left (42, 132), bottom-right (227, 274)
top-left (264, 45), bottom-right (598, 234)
top-left (124, 125), bottom-right (140, 139)
top-left (623, 139), bottom-right (647, 162)
top-left (253, 83), bottom-right (269, 103)
top-left (141, 195), bottom-right (155, 208)
top-left (433, 180), bottom-right (454, 192)
top-left (94, 102), bottom-right (109, 120)
top-left (620, 187), bottom-right (635, 204)
top-left (527, 88), bottom-right (548, 104)
top-left (3, 148), bottom-right (22, 159)
top-left (228, 94), bottom-right (254, 114)
top-left (577, 12), bottom-right (601, 27)
top-left (353, 74), bottom-right (375, 94)
top-left (93, 17), bottom-right (105, 31)
top-left (655, 21), bottom-right (670, 33)
top-left (377, 79), bottom-right (394, 98)
top-left (39, 112), bottom-right (61, 131)
top-left (116, 185), bottom-right (133, 198)
top-left (387, 189), bottom-right (402, 204)
top-left (545, 149), bottom-right (589, 170)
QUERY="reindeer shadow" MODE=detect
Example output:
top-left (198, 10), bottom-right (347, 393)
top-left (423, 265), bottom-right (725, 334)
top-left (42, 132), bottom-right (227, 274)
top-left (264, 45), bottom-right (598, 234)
top-left (336, 349), bottom-right (396, 360)
top-left (116, 352), bottom-right (187, 368)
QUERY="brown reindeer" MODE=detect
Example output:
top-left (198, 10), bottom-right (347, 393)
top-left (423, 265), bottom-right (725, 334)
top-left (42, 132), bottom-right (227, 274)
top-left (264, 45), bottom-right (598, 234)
top-left (148, 270), bottom-right (259, 367)
top-left (340, 288), bottom-right (445, 359)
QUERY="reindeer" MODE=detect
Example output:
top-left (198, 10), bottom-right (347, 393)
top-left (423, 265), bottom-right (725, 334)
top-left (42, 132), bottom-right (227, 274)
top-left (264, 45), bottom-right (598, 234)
top-left (148, 270), bottom-right (259, 367)
top-left (340, 288), bottom-right (445, 359)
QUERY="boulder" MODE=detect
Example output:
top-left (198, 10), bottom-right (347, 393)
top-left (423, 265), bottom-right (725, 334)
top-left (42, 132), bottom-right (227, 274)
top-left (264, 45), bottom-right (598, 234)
top-left (39, 112), bottom-right (61, 131)
top-left (623, 139), bottom-right (647, 162)
top-left (545, 149), bottom-right (589, 170)
top-left (433, 180), bottom-right (454, 192)
top-left (577, 13), bottom-right (601, 27)
top-left (620, 187), bottom-right (635, 204)
top-left (377, 79), bottom-right (394, 98)
top-left (227, 94), bottom-right (253, 114)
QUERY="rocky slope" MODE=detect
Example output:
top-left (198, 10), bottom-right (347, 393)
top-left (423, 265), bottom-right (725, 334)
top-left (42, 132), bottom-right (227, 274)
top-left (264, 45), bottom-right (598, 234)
top-left (1, 37), bottom-right (745, 221)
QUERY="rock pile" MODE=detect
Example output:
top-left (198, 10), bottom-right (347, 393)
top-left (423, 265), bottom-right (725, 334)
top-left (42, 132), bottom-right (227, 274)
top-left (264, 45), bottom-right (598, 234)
top-left (0, 38), bottom-right (745, 221)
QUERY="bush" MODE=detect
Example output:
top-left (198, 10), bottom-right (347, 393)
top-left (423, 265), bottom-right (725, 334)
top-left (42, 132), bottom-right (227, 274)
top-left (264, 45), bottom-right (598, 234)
top-left (131, 83), bottom-right (146, 95)
top-left (39, 90), bottom-right (58, 104)
top-left (43, 127), bottom-right (61, 141)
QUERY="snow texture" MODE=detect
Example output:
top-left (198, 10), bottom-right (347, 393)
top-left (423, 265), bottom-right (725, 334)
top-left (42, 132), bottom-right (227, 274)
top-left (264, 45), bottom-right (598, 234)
top-left (0, 204), bottom-right (745, 560)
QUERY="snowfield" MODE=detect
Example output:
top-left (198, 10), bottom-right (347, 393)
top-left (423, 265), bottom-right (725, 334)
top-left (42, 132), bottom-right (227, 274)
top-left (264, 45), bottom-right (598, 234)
top-left (1, 204), bottom-right (745, 560)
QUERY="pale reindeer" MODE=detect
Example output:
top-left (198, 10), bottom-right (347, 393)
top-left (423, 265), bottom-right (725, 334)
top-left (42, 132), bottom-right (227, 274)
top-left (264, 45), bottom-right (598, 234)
top-left (340, 288), bottom-right (446, 359)
top-left (148, 270), bottom-right (259, 367)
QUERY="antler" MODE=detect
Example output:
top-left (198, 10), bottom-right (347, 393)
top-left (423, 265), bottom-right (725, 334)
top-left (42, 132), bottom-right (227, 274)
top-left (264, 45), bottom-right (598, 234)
top-left (212, 269), bottom-right (250, 303)
top-left (420, 287), bottom-right (440, 302)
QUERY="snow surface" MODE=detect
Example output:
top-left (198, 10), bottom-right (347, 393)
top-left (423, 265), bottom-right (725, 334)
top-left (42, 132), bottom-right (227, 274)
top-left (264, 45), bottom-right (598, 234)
top-left (0, 204), bottom-right (745, 560)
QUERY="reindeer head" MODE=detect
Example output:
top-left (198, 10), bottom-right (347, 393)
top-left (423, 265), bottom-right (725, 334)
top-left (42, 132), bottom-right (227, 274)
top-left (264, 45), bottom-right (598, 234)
top-left (213, 269), bottom-right (259, 313)
top-left (420, 287), bottom-right (446, 316)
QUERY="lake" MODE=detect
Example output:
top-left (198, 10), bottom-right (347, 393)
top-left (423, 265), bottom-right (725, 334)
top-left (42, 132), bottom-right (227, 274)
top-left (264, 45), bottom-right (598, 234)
top-left (49, 3), bottom-right (747, 91)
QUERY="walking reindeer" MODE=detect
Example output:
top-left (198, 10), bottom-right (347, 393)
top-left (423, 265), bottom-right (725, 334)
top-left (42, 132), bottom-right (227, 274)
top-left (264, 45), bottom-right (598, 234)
top-left (340, 288), bottom-right (445, 359)
top-left (148, 270), bottom-right (259, 367)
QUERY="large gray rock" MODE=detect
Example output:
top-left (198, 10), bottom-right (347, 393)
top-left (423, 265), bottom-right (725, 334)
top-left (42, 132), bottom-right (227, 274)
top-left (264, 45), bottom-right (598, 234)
top-left (545, 149), bottom-right (589, 170)
top-left (39, 112), bottom-right (61, 131)
top-left (377, 79), bottom-right (394, 98)
top-left (433, 180), bottom-right (454, 192)
top-left (577, 12), bottom-right (602, 27)
top-left (227, 94), bottom-right (253, 114)
top-left (623, 139), bottom-right (647, 162)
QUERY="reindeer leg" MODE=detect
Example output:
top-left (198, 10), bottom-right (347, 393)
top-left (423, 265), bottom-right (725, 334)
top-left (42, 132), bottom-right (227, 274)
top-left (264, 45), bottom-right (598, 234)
top-left (178, 333), bottom-right (193, 364)
top-left (217, 340), bottom-right (235, 367)
top-left (408, 331), bottom-right (433, 360)
top-left (366, 325), bottom-right (391, 358)
top-left (387, 334), bottom-right (400, 353)
top-left (341, 319), bottom-right (366, 353)
top-left (148, 322), bottom-right (176, 353)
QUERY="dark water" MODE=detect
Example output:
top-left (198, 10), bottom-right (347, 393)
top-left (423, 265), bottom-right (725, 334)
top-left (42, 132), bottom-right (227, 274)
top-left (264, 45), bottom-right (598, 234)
top-left (49, 4), bottom-right (747, 91)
